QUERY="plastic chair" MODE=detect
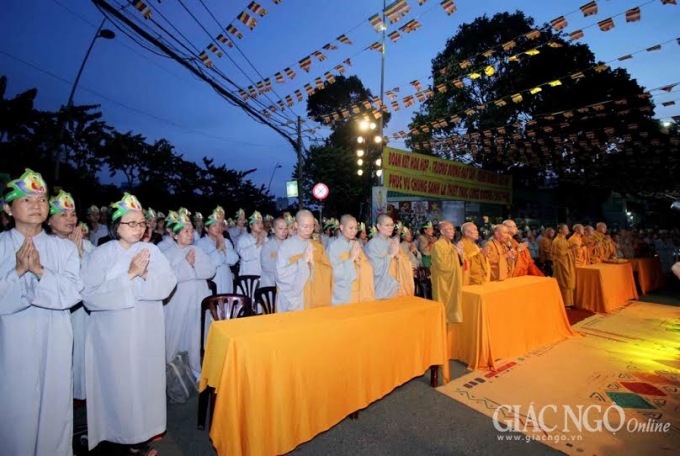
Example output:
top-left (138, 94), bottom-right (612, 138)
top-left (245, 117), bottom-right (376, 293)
top-left (254, 286), bottom-right (277, 314)
top-left (197, 294), bottom-right (252, 430)
top-left (236, 275), bottom-right (260, 312)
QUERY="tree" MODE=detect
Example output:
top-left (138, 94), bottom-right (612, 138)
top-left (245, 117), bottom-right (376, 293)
top-left (408, 11), bottom-right (667, 195)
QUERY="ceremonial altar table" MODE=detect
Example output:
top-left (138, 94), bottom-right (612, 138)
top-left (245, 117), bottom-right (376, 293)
top-left (448, 276), bottom-right (577, 371)
top-left (199, 297), bottom-right (449, 456)
top-left (575, 263), bottom-right (638, 313)
top-left (628, 257), bottom-right (665, 295)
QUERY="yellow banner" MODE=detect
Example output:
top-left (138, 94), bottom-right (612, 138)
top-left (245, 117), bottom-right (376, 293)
top-left (384, 147), bottom-right (512, 205)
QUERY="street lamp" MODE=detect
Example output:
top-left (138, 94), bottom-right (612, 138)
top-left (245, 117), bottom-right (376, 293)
top-left (55, 19), bottom-right (115, 183)
top-left (267, 162), bottom-right (282, 193)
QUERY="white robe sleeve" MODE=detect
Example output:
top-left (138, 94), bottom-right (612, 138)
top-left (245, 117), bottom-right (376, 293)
top-left (82, 247), bottom-right (139, 312)
top-left (366, 238), bottom-right (398, 299)
top-left (275, 239), bottom-right (310, 311)
top-left (328, 240), bottom-right (356, 305)
top-left (137, 246), bottom-right (177, 301)
top-left (224, 239), bottom-right (240, 266)
top-left (0, 269), bottom-right (24, 315)
top-left (32, 241), bottom-right (83, 310)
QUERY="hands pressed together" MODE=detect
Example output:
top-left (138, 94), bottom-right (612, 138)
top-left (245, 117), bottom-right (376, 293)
top-left (15, 237), bottom-right (44, 278)
top-left (128, 248), bottom-right (150, 280)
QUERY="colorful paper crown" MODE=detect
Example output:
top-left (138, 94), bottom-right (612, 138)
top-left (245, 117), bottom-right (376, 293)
top-left (284, 214), bottom-right (294, 227)
top-left (144, 207), bottom-right (157, 220)
top-left (4, 168), bottom-right (47, 203)
top-left (249, 210), bottom-right (263, 224)
top-left (235, 208), bottom-right (245, 219)
top-left (401, 225), bottom-right (412, 239)
top-left (264, 214), bottom-right (274, 222)
top-left (368, 225), bottom-right (378, 239)
top-left (78, 222), bottom-right (89, 235)
top-left (110, 193), bottom-right (143, 222)
top-left (227, 217), bottom-right (235, 227)
top-left (357, 222), bottom-right (366, 233)
top-left (165, 210), bottom-right (179, 227)
top-left (179, 207), bottom-right (191, 217)
top-left (172, 212), bottom-right (192, 233)
top-left (193, 212), bottom-right (203, 220)
top-left (49, 190), bottom-right (76, 215)
top-left (323, 217), bottom-right (339, 231)
top-left (87, 205), bottom-right (100, 215)
top-left (100, 206), bottom-right (108, 214)
top-left (205, 209), bottom-right (223, 227)
top-left (422, 221), bottom-right (433, 229)
top-left (157, 211), bottom-right (166, 219)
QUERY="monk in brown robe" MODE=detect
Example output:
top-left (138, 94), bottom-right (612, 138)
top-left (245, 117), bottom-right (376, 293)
top-left (503, 220), bottom-right (544, 277)
top-left (552, 223), bottom-right (576, 307)
top-left (569, 224), bottom-right (589, 266)
top-left (538, 228), bottom-right (555, 264)
top-left (487, 224), bottom-right (515, 281)
top-left (461, 222), bottom-right (490, 285)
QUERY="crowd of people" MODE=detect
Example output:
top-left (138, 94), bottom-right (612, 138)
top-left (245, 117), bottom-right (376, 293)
top-left (1, 167), bottom-right (678, 456)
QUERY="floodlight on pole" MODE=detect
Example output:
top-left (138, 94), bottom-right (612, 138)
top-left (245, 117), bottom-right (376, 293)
top-left (357, 137), bottom-right (365, 144)
top-left (374, 135), bottom-right (382, 144)
top-left (357, 169), bottom-right (364, 176)
top-left (356, 149), bottom-right (364, 157)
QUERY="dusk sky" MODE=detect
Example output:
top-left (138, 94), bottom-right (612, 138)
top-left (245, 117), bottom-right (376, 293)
top-left (1, 0), bottom-right (678, 197)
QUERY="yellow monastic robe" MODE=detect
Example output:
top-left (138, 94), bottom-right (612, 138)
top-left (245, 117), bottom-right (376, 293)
top-left (539, 237), bottom-right (553, 263)
top-left (552, 234), bottom-right (576, 306)
top-left (462, 237), bottom-right (489, 285)
top-left (389, 247), bottom-right (415, 298)
top-left (568, 233), bottom-right (589, 267)
top-left (338, 248), bottom-right (375, 303)
top-left (290, 240), bottom-right (333, 309)
top-left (509, 239), bottom-right (543, 277)
top-left (431, 237), bottom-right (463, 323)
top-left (487, 239), bottom-right (512, 281)
top-left (589, 233), bottom-right (606, 264)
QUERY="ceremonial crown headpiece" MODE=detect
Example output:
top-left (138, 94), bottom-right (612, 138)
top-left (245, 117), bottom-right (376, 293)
top-left (165, 210), bottom-right (179, 228)
top-left (110, 193), bottom-right (143, 222)
top-left (172, 211), bottom-right (192, 233)
top-left (78, 222), bottom-right (89, 235)
top-left (144, 207), bottom-right (157, 220)
top-left (49, 190), bottom-right (76, 215)
top-left (248, 210), bottom-right (263, 225)
top-left (4, 169), bottom-right (47, 203)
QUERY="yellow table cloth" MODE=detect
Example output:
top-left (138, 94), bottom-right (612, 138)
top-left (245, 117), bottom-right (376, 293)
top-left (629, 257), bottom-right (666, 295)
top-left (575, 263), bottom-right (638, 313)
top-left (200, 297), bottom-right (449, 456)
top-left (448, 276), bottom-right (577, 371)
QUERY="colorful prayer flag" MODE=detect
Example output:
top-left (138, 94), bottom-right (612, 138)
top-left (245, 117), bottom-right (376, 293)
top-left (548, 80), bottom-right (562, 87)
top-left (440, 0), bottom-right (457, 15)
top-left (207, 43), bottom-right (222, 57)
top-left (285, 67), bottom-right (296, 79)
top-left (618, 54), bottom-right (633, 61)
top-left (324, 72), bottom-right (336, 84)
top-left (239, 89), bottom-right (248, 99)
top-left (399, 19), bottom-right (422, 32)
top-left (337, 34), bottom-right (352, 45)
top-left (135, 1), bottom-right (152, 19)
top-left (216, 34), bottom-right (234, 48)
top-left (322, 43), bottom-right (338, 51)
top-left (661, 0), bottom-right (676, 5)
top-left (312, 51), bottom-right (327, 61)
top-left (525, 30), bottom-right (541, 40)
top-left (436, 83), bottom-right (447, 93)
top-left (647, 44), bottom-right (661, 52)
top-left (367, 42), bottom-right (383, 52)
top-left (384, 0), bottom-right (410, 24)
top-left (388, 31), bottom-right (401, 42)
top-left (304, 84), bottom-right (314, 95)
top-left (334, 64), bottom-right (346, 74)
top-left (285, 95), bottom-right (294, 106)
top-left (511, 93), bottom-right (523, 103)
top-left (369, 13), bottom-right (384, 32)
top-left (569, 30), bottom-right (584, 41)
top-left (551, 16), bottom-right (567, 31)
top-left (198, 51), bottom-right (212, 67)
top-left (299, 56), bottom-right (312, 72)
top-left (625, 7), bottom-right (641, 22)
top-left (247, 1), bottom-right (268, 17)
top-left (227, 24), bottom-right (244, 39)
top-left (580, 2), bottom-right (598, 17)
top-left (662, 101), bottom-right (676, 107)
top-left (275, 72), bottom-right (284, 83)
top-left (344, 58), bottom-right (352, 66)
top-left (483, 65), bottom-right (495, 76)
top-left (502, 41), bottom-right (516, 51)
top-left (598, 18), bottom-right (615, 32)
top-left (315, 77), bottom-right (324, 90)
top-left (295, 90), bottom-right (303, 101)
top-left (237, 12), bottom-right (257, 30)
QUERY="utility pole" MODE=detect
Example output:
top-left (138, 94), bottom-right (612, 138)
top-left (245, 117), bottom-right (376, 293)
top-left (378, 0), bottom-right (387, 187)
top-left (297, 116), bottom-right (303, 211)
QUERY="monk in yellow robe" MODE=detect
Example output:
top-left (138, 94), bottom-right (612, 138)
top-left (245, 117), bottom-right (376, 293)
top-left (552, 223), bottom-right (576, 307)
top-left (596, 222), bottom-right (616, 261)
top-left (275, 210), bottom-right (332, 312)
top-left (569, 224), bottom-right (589, 266)
top-left (487, 224), bottom-right (515, 281)
top-left (431, 221), bottom-right (463, 323)
top-left (460, 222), bottom-right (490, 285)
top-left (503, 220), bottom-right (544, 277)
top-left (583, 225), bottom-right (601, 264)
top-left (327, 215), bottom-right (375, 304)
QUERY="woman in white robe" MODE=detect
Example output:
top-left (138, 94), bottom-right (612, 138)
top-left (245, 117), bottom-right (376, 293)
top-left (82, 193), bottom-right (177, 454)
top-left (162, 213), bottom-right (215, 379)
top-left (47, 190), bottom-right (95, 401)
top-left (195, 209), bottom-right (239, 293)
top-left (0, 169), bottom-right (83, 456)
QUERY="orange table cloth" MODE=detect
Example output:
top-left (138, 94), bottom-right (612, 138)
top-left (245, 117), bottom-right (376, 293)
top-left (629, 257), bottom-right (666, 295)
top-left (575, 263), bottom-right (638, 313)
top-left (448, 276), bottom-right (577, 371)
top-left (199, 297), bottom-right (449, 456)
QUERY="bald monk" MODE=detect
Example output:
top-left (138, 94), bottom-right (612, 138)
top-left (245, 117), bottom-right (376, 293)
top-left (584, 225), bottom-right (603, 264)
top-left (594, 222), bottom-right (616, 261)
top-left (275, 210), bottom-right (332, 312)
top-left (460, 222), bottom-right (490, 285)
top-left (365, 215), bottom-right (414, 299)
top-left (487, 224), bottom-right (515, 281)
top-left (503, 220), bottom-right (544, 277)
top-left (569, 224), bottom-right (589, 266)
top-left (431, 221), bottom-right (464, 323)
top-left (552, 223), bottom-right (576, 307)
top-left (327, 214), bottom-right (375, 305)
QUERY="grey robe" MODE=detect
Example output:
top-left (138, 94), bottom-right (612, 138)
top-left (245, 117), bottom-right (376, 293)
top-left (366, 235), bottom-right (400, 299)
top-left (275, 236), bottom-right (311, 312)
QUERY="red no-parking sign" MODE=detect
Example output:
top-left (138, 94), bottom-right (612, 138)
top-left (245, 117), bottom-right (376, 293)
top-left (312, 183), bottom-right (329, 201)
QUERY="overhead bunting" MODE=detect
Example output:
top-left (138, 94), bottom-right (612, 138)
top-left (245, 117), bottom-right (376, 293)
top-left (247, 1), bottom-right (268, 17)
top-left (580, 1), bottom-right (598, 17)
top-left (369, 13), bottom-right (385, 32)
top-left (625, 7), bottom-right (641, 22)
top-left (440, 0), bottom-right (457, 15)
top-left (385, 0), bottom-right (411, 23)
top-left (134, 1), bottom-right (152, 19)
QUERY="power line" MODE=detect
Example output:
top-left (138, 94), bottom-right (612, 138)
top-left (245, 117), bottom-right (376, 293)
top-left (0, 49), bottom-right (287, 147)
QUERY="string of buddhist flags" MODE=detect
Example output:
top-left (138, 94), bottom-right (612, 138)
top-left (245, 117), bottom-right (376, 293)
top-left (406, 90), bottom-right (679, 154)
top-left (382, 38), bottom-right (680, 143)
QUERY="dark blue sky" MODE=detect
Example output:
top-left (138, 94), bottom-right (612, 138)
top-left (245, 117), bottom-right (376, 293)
top-left (1, 0), bottom-right (678, 196)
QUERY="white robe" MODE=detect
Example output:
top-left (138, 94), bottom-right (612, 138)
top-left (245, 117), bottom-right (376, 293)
top-left (228, 226), bottom-right (247, 247)
top-left (0, 229), bottom-right (83, 456)
top-left (89, 223), bottom-right (108, 247)
top-left (194, 236), bottom-right (239, 294)
top-left (157, 234), bottom-right (174, 252)
top-left (71, 238), bottom-right (95, 400)
top-left (162, 242), bottom-right (215, 378)
top-left (328, 237), bottom-right (358, 305)
top-left (366, 235), bottom-right (400, 299)
top-left (82, 240), bottom-right (177, 449)
top-left (275, 236), bottom-right (311, 312)
top-left (259, 238), bottom-right (281, 287)
top-left (236, 233), bottom-right (262, 276)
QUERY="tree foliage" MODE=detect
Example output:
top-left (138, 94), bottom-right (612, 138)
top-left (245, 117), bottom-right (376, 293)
top-left (0, 75), bottom-right (274, 216)
top-left (409, 11), bottom-right (678, 195)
